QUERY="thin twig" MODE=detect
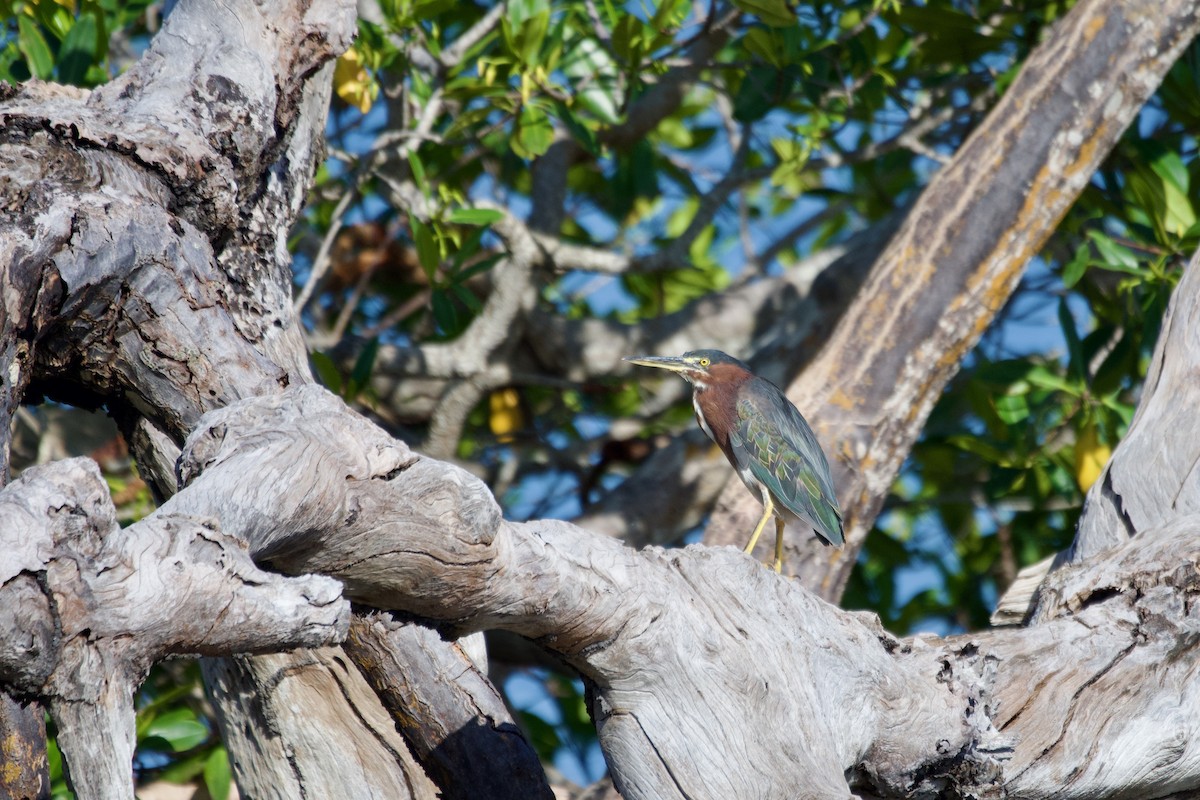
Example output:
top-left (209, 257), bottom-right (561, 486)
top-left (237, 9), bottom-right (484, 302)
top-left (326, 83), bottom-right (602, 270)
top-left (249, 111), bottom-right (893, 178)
top-left (329, 257), bottom-right (382, 342)
top-left (294, 187), bottom-right (356, 314)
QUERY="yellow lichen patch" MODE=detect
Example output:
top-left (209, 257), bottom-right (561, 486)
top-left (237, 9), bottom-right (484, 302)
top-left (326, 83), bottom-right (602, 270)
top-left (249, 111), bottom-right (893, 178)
top-left (1082, 13), bottom-right (1106, 44)
top-left (828, 387), bottom-right (860, 411)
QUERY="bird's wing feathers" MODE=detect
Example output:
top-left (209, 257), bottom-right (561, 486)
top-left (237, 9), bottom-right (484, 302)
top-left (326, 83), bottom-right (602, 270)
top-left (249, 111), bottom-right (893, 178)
top-left (730, 383), bottom-right (844, 545)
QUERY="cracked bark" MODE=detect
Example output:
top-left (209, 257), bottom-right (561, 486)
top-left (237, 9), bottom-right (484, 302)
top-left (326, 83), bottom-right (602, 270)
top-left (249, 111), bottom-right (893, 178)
top-left (1, 1), bottom-right (550, 798)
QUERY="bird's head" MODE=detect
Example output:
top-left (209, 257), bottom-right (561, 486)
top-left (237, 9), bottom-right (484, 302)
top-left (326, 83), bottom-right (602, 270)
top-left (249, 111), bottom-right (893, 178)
top-left (623, 349), bottom-right (751, 389)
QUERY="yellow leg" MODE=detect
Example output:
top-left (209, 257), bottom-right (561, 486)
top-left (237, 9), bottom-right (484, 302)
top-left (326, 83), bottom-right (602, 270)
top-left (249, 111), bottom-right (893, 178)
top-left (743, 496), bottom-right (775, 555)
top-left (773, 517), bottom-right (785, 573)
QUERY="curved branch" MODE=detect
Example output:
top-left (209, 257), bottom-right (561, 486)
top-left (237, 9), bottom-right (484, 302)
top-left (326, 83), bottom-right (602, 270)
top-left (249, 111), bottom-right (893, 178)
top-left (0, 458), bottom-right (348, 800)
top-left (159, 383), bottom-right (1200, 799)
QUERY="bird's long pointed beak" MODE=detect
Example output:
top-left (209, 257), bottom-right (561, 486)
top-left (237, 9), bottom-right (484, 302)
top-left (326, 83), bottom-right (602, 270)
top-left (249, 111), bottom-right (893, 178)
top-left (623, 355), bottom-right (692, 373)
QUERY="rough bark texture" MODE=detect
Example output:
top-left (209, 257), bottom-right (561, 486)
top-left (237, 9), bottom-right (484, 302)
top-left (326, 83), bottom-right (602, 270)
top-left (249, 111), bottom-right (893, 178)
top-left (0, 459), bottom-right (348, 799)
top-left (3, 0), bottom-right (1200, 797)
top-left (0, 1), bottom-right (551, 797)
top-left (705, 0), bottom-right (1200, 600)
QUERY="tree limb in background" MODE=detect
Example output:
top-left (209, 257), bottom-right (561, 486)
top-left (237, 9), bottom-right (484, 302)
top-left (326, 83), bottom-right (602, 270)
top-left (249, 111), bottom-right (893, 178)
top-left (706, 0), bottom-right (1200, 600)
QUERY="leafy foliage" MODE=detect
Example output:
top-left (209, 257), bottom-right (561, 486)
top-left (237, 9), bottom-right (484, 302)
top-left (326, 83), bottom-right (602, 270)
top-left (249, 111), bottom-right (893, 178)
top-left (0, 0), bottom-right (157, 86)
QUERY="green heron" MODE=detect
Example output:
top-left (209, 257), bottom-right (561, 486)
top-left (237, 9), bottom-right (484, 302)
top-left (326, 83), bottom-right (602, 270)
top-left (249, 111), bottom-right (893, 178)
top-left (624, 349), bottom-right (843, 572)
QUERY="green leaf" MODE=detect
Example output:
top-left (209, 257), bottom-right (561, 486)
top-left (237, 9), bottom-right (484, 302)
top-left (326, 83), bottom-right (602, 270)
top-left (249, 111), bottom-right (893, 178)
top-left (512, 106), bottom-right (554, 159)
top-left (32, 0), bottom-right (72, 40)
top-left (408, 150), bottom-right (428, 198)
top-left (506, 0), bottom-right (549, 28)
top-left (504, 9), bottom-right (550, 65)
top-left (457, 252), bottom-right (505, 281)
top-left (1024, 364), bottom-right (1080, 396)
top-left (310, 351), bottom-right (343, 393)
top-left (349, 338), bottom-right (379, 395)
top-left (411, 216), bottom-right (440, 278)
top-left (431, 289), bottom-right (462, 336)
top-left (743, 28), bottom-right (784, 68)
top-left (1058, 298), bottom-right (1086, 385)
top-left (58, 12), bottom-right (100, 86)
top-left (611, 15), bottom-right (644, 64)
top-left (1149, 148), bottom-right (1190, 196)
top-left (731, 0), bottom-right (797, 27)
top-left (448, 207), bottom-right (504, 225)
top-left (451, 281), bottom-right (482, 313)
top-left (17, 17), bottom-right (54, 80)
top-left (1062, 243), bottom-right (1089, 288)
top-left (1159, 176), bottom-right (1196, 237)
top-left (994, 393), bottom-right (1029, 425)
top-left (553, 99), bottom-right (600, 155)
top-left (142, 708), bottom-right (209, 752)
top-left (650, 0), bottom-right (686, 31)
top-left (1086, 231), bottom-right (1140, 271)
top-left (947, 435), bottom-right (1012, 466)
top-left (561, 36), bottom-right (622, 124)
top-left (155, 750), bottom-right (209, 784)
top-left (204, 746), bottom-right (233, 800)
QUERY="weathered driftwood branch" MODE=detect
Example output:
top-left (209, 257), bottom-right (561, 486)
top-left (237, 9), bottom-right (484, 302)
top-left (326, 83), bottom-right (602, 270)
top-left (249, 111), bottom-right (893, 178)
top-left (706, 0), bottom-right (1200, 600)
top-left (159, 385), bottom-right (997, 798)
top-left (1, 1), bottom-right (554, 794)
top-left (151, 382), bottom-right (1200, 798)
top-left (979, 518), bottom-right (1200, 798)
top-left (0, 458), bottom-right (348, 800)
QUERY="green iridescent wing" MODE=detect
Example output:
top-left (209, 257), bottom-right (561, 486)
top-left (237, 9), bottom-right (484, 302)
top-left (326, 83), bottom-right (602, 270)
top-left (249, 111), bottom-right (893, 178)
top-left (730, 380), bottom-right (844, 546)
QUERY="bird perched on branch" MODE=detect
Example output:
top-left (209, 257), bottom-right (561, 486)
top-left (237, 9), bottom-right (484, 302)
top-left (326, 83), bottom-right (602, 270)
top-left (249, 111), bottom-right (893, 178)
top-left (624, 349), bottom-right (843, 572)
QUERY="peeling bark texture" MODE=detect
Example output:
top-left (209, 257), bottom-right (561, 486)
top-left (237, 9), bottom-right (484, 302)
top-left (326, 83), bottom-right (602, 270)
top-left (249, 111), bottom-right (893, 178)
top-left (0, 458), bottom-right (349, 799)
top-left (1072, 246), bottom-right (1200, 562)
top-left (705, 0), bottom-right (1200, 600)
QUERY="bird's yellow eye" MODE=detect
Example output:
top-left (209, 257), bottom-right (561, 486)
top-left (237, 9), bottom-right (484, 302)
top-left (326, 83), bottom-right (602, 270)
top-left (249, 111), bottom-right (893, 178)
top-left (699, 358), bottom-right (710, 367)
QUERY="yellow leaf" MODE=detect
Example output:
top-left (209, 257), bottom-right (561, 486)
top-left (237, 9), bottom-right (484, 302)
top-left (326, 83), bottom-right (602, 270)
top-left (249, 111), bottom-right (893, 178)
top-left (334, 46), bottom-right (375, 114)
top-left (1075, 422), bottom-right (1111, 492)
top-left (488, 388), bottom-right (524, 442)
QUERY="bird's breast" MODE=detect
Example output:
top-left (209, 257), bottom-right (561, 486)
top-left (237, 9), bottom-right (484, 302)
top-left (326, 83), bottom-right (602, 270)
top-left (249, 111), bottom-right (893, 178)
top-left (693, 394), bottom-right (716, 442)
